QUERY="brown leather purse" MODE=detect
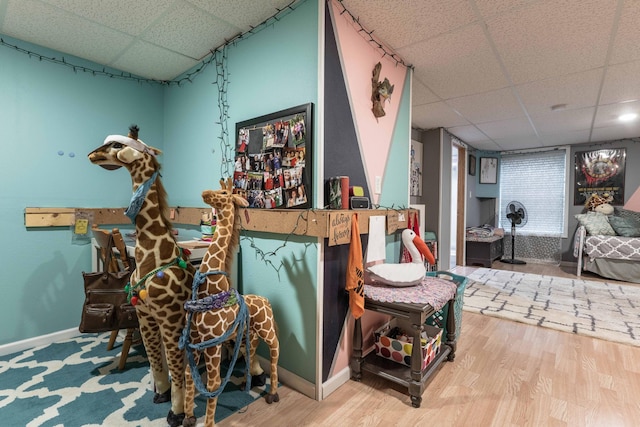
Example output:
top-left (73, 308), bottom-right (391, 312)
top-left (79, 236), bottom-right (138, 333)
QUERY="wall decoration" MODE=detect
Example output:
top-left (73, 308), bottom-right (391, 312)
top-left (574, 148), bottom-right (626, 206)
top-left (410, 140), bottom-right (423, 196)
top-left (234, 103), bottom-right (313, 209)
top-left (371, 62), bottom-right (394, 118)
top-left (479, 157), bottom-right (498, 184)
top-left (469, 154), bottom-right (476, 176)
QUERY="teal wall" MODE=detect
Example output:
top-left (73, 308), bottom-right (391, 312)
top-left (0, 35), bottom-right (164, 347)
top-left (0, 0), bottom-right (317, 388)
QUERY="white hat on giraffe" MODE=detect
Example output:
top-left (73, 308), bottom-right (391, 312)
top-left (103, 134), bottom-right (156, 156)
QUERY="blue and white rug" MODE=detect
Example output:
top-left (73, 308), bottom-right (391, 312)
top-left (464, 268), bottom-right (640, 347)
top-left (0, 333), bottom-right (269, 426)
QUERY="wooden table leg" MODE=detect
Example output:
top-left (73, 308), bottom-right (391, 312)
top-left (445, 298), bottom-right (456, 361)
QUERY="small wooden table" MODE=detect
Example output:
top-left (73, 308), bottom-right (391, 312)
top-left (350, 297), bottom-right (456, 408)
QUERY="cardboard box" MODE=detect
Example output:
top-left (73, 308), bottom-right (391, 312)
top-left (374, 318), bottom-right (443, 371)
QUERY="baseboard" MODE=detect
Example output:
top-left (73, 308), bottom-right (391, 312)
top-left (0, 328), bottom-right (80, 357)
top-left (256, 355), bottom-right (316, 400)
top-left (321, 365), bottom-right (351, 400)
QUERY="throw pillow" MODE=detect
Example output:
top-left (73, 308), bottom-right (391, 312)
top-left (607, 215), bottom-right (640, 237)
top-left (614, 207), bottom-right (640, 222)
top-left (575, 212), bottom-right (616, 236)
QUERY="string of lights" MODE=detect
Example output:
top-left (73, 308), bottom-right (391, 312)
top-left (240, 208), bottom-right (312, 279)
top-left (0, 0), bottom-right (301, 86)
top-left (335, 0), bottom-right (411, 69)
top-left (212, 46), bottom-right (233, 180)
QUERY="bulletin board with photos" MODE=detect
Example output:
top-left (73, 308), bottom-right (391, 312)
top-left (234, 103), bottom-right (313, 209)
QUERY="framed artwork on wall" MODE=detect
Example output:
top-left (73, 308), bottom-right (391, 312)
top-left (479, 157), bottom-right (498, 184)
top-left (234, 103), bottom-right (313, 209)
top-left (410, 140), bottom-right (423, 196)
top-left (468, 154), bottom-right (476, 176)
top-left (574, 148), bottom-right (626, 206)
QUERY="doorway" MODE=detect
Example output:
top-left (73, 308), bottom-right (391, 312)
top-left (450, 143), bottom-right (466, 269)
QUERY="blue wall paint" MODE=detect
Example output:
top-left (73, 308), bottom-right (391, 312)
top-left (379, 71), bottom-right (411, 209)
top-left (0, 35), bottom-right (164, 346)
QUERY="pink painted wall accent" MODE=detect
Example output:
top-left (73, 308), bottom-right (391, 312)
top-left (330, 311), bottom-right (389, 378)
top-left (624, 185), bottom-right (640, 212)
top-left (329, 1), bottom-right (408, 205)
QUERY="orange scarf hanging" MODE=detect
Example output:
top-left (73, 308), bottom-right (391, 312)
top-left (345, 213), bottom-right (364, 319)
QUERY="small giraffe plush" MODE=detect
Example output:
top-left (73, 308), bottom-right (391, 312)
top-left (181, 178), bottom-right (280, 427)
top-left (585, 192), bottom-right (614, 215)
top-left (88, 126), bottom-right (195, 427)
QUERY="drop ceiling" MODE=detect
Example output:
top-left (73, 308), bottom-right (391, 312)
top-left (2, 0), bottom-right (640, 151)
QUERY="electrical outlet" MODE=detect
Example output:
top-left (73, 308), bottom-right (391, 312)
top-left (375, 175), bottom-right (382, 194)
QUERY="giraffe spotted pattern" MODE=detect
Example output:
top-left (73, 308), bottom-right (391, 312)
top-left (182, 178), bottom-right (279, 427)
top-left (89, 128), bottom-right (195, 427)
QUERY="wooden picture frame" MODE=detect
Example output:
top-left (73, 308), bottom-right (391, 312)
top-left (468, 154), bottom-right (476, 176)
top-left (479, 157), bottom-right (498, 184)
top-left (234, 103), bottom-right (313, 209)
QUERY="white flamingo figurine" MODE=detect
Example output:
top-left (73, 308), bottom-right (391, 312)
top-left (367, 229), bottom-right (435, 287)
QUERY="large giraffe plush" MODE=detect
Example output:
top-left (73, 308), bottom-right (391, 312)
top-left (88, 126), bottom-right (195, 427)
top-left (181, 177), bottom-right (279, 427)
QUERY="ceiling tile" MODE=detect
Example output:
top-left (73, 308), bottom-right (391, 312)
top-left (411, 102), bottom-right (469, 130)
top-left (447, 125), bottom-right (490, 143)
top-left (468, 140), bottom-right (503, 151)
top-left (593, 100), bottom-right (640, 128)
top-left (142, 2), bottom-right (238, 60)
top-left (473, 0), bottom-right (537, 19)
top-left (600, 60), bottom-right (640, 105)
top-left (532, 107), bottom-right (596, 134)
top-left (492, 135), bottom-right (543, 151)
top-left (476, 117), bottom-right (537, 140)
top-left (187, 0), bottom-right (292, 32)
top-left (609, 0), bottom-right (640, 65)
top-left (516, 68), bottom-right (602, 116)
top-left (487, 0), bottom-right (616, 84)
top-left (40, 0), bottom-right (175, 36)
top-left (447, 87), bottom-right (524, 123)
top-left (538, 129), bottom-right (591, 146)
top-left (412, 80), bottom-right (440, 106)
top-left (112, 40), bottom-right (198, 81)
top-left (3, 0), bottom-right (134, 65)
top-left (339, 0), bottom-right (476, 50)
top-left (401, 23), bottom-right (509, 99)
top-left (590, 121), bottom-right (640, 142)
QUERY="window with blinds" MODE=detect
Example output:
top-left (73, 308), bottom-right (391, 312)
top-left (499, 149), bottom-right (568, 237)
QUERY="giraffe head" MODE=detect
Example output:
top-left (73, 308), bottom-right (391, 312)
top-left (88, 125), bottom-right (173, 231)
top-left (88, 125), bottom-right (162, 174)
top-left (201, 177), bottom-right (249, 216)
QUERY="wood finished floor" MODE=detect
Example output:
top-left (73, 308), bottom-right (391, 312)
top-left (220, 262), bottom-right (640, 427)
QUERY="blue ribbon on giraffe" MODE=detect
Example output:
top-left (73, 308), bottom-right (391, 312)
top-left (124, 171), bottom-right (158, 223)
top-left (179, 270), bottom-right (252, 399)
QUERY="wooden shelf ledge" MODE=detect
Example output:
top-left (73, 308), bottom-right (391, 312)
top-left (25, 207), bottom-right (415, 239)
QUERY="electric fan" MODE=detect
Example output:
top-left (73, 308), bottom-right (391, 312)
top-left (500, 201), bottom-right (528, 265)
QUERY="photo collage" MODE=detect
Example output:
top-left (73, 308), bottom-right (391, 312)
top-left (233, 112), bottom-right (309, 209)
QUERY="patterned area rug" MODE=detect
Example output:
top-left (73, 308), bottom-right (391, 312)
top-left (0, 333), bottom-right (271, 426)
top-left (464, 268), bottom-right (640, 347)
